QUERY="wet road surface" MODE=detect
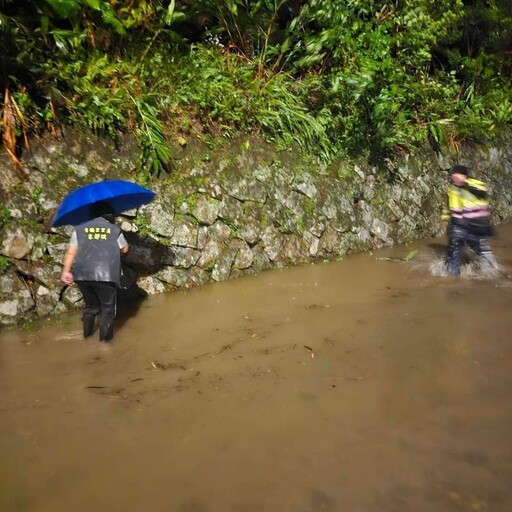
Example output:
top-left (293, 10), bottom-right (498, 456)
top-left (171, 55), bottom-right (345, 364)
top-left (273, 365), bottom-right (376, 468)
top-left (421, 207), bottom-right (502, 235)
top-left (1, 226), bottom-right (512, 512)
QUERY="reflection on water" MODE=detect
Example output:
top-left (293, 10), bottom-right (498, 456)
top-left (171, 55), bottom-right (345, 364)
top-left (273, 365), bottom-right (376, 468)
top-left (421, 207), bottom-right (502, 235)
top-left (1, 226), bottom-right (512, 512)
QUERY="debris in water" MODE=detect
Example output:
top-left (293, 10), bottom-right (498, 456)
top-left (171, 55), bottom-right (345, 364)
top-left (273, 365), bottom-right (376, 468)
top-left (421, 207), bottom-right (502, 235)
top-left (150, 361), bottom-right (187, 371)
top-left (376, 249), bottom-right (419, 263)
top-left (304, 345), bottom-right (315, 358)
top-left (56, 330), bottom-right (82, 341)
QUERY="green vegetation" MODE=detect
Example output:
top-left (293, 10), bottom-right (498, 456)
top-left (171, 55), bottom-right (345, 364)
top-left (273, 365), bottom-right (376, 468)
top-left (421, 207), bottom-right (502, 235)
top-left (1, 206), bottom-right (12, 226)
top-left (0, 255), bottom-right (10, 273)
top-left (1, 0), bottom-right (511, 176)
top-left (132, 213), bottom-right (155, 236)
top-left (31, 186), bottom-right (43, 208)
top-left (174, 193), bottom-right (199, 212)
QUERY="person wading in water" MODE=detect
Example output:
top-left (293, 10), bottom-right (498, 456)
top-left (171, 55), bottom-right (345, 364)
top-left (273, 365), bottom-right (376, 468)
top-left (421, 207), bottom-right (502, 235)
top-left (60, 202), bottom-right (129, 341)
top-left (442, 165), bottom-right (498, 276)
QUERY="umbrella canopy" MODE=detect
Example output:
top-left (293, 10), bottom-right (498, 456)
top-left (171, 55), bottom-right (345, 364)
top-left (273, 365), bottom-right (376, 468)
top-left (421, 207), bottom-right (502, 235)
top-left (51, 180), bottom-right (156, 227)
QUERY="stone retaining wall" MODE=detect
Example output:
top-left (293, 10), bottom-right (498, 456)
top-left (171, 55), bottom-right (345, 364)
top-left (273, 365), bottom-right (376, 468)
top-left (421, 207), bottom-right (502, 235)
top-left (1, 132), bottom-right (511, 325)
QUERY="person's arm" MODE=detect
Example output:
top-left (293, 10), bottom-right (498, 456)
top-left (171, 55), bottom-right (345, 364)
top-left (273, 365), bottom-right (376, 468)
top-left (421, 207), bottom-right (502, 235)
top-left (61, 245), bottom-right (78, 284)
top-left (441, 202), bottom-right (450, 221)
top-left (118, 232), bottom-right (129, 254)
top-left (441, 187), bottom-right (451, 223)
top-left (463, 179), bottom-right (488, 199)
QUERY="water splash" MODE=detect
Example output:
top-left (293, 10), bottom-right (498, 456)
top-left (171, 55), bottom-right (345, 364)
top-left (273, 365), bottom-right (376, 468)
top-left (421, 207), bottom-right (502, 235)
top-left (427, 255), bottom-right (502, 279)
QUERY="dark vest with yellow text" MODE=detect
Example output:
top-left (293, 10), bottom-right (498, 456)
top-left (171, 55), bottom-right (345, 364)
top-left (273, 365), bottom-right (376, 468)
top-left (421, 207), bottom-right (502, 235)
top-left (72, 217), bottom-right (121, 285)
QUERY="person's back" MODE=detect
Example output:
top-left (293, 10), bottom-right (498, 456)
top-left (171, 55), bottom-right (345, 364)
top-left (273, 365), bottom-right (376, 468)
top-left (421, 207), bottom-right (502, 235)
top-left (73, 216), bottom-right (123, 285)
top-left (61, 202), bottom-right (129, 341)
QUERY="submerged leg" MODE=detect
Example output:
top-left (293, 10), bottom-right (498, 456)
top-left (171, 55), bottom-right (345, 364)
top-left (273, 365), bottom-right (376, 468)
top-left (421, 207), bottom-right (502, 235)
top-left (479, 242), bottom-right (499, 270)
top-left (82, 313), bottom-right (96, 338)
top-left (445, 226), bottom-right (466, 276)
top-left (95, 282), bottom-right (117, 342)
top-left (469, 235), bottom-right (499, 270)
top-left (76, 282), bottom-right (100, 339)
top-left (99, 316), bottom-right (114, 342)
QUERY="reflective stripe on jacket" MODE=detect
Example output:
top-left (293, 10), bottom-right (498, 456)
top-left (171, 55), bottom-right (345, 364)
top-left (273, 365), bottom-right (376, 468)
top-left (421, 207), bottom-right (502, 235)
top-left (441, 178), bottom-right (490, 223)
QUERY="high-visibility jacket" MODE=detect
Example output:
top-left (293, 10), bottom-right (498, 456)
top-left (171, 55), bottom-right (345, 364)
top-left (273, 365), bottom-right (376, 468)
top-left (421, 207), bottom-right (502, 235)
top-left (442, 178), bottom-right (492, 235)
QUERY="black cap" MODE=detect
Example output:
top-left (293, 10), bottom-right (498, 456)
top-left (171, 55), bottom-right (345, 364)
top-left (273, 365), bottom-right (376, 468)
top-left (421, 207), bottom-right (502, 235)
top-left (450, 165), bottom-right (469, 176)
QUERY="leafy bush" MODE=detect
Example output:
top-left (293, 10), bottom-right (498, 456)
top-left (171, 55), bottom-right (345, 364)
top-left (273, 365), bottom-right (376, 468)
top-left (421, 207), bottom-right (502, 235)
top-left (164, 47), bottom-right (330, 157)
top-left (1, 0), bottom-right (511, 173)
top-left (46, 51), bottom-right (172, 175)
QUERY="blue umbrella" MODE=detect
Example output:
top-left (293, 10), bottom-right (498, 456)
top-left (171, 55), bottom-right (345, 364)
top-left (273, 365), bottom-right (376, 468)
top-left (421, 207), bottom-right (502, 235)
top-left (52, 180), bottom-right (156, 227)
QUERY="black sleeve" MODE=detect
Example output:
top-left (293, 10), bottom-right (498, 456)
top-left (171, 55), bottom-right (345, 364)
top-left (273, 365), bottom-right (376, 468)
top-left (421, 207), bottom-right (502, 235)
top-left (463, 182), bottom-right (487, 199)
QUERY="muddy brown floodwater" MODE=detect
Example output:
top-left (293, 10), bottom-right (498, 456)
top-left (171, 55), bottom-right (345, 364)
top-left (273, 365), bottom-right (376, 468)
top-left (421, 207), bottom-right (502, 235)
top-left (1, 226), bottom-right (512, 512)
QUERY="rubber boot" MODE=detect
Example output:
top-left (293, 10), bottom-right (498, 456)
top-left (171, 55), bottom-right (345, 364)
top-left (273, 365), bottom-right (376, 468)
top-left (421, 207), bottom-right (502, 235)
top-left (99, 316), bottom-right (114, 342)
top-left (445, 227), bottom-right (464, 276)
top-left (445, 249), bottom-right (461, 276)
top-left (83, 314), bottom-right (96, 339)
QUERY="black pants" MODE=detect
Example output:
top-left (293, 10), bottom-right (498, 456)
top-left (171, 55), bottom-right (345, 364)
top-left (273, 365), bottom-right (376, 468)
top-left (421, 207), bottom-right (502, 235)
top-left (76, 281), bottom-right (117, 340)
top-left (445, 225), bottom-right (496, 276)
